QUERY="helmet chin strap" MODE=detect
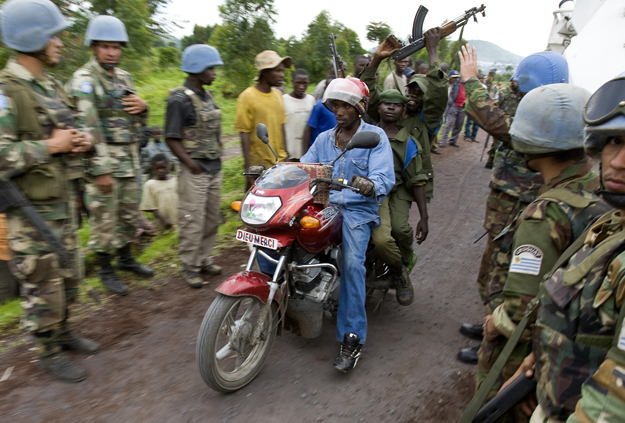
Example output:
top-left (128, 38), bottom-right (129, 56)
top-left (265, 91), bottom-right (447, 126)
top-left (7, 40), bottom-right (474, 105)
top-left (597, 162), bottom-right (625, 209)
top-left (99, 62), bottom-right (117, 70)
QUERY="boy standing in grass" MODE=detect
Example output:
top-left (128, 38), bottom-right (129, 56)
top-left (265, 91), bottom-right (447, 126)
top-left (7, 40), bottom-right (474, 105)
top-left (140, 154), bottom-right (178, 233)
top-left (283, 68), bottom-right (315, 160)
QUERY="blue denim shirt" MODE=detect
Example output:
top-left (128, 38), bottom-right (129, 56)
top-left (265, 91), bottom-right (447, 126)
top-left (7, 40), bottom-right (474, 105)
top-left (301, 120), bottom-right (395, 229)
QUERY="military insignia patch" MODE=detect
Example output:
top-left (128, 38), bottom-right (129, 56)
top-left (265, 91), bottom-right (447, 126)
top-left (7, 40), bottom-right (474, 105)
top-left (509, 245), bottom-right (543, 275)
top-left (79, 81), bottom-right (93, 94)
top-left (0, 94), bottom-right (8, 110)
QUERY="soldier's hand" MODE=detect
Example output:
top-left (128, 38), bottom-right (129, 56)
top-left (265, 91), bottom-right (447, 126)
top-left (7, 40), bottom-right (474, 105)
top-left (95, 173), bottom-right (114, 194)
top-left (459, 44), bottom-right (479, 83)
top-left (424, 28), bottom-right (441, 51)
top-left (374, 38), bottom-right (399, 60)
top-left (46, 128), bottom-right (75, 154)
top-left (499, 353), bottom-right (537, 416)
top-left (415, 218), bottom-right (429, 244)
top-left (71, 130), bottom-right (94, 153)
top-left (122, 94), bottom-right (148, 115)
top-left (351, 175), bottom-right (375, 197)
top-left (189, 161), bottom-right (204, 175)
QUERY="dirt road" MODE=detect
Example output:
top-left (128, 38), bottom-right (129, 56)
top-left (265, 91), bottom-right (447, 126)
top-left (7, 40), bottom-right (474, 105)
top-left (0, 131), bottom-right (492, 423)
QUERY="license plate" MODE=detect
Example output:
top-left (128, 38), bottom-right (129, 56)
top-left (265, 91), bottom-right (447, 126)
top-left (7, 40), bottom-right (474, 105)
top-left (236, 230), bottom-right (279, 250)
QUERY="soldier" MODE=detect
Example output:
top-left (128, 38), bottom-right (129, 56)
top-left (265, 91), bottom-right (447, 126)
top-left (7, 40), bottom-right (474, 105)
top-left (456, 46), bottom-right (569, 365)
top-left (371, 89), bottom-right (430, 306)
top-left (500, 73), bottom-right (625, 423)
top-left (0, 0), bottom-right (98, 382)
top-left (361, 28), bottom-right (448, 204)
top-left (476, 84), bottom-right (610, 423)
top-left (165, 44), bottom-right (224, 288)
top-left (66, 15), bottom-right (153, 296)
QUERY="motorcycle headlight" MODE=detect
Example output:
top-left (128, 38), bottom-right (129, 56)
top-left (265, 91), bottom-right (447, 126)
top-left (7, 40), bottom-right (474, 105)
top-left (240, 193), bottom-right (282, 225)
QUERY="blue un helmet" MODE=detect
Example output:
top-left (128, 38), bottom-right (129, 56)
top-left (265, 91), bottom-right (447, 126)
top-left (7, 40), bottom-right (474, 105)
top-left (512, 52), bottom-right (569, 93)
top-left (181, 45), bottom-right (224, 74)
top-left (0, 0), bottom-right (67, 52)
top-left (510, 83), bottom-right (591, 154)
top-left (84, 15), bottom-right (129, 47)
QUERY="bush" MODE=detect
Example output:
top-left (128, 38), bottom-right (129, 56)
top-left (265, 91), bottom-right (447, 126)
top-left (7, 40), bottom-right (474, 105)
top-left (157, 46), bottom-right (180, 69)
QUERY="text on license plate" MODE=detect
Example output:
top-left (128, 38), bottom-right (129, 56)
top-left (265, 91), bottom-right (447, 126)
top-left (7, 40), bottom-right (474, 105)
top-left (236, 230), bottom-right (278, 250)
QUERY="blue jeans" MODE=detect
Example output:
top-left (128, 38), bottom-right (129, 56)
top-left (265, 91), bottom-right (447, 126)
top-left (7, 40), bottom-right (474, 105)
top-left (464, 117), bottom-right (479, 139)
top-left (336, 220), bottom-right (373, 344)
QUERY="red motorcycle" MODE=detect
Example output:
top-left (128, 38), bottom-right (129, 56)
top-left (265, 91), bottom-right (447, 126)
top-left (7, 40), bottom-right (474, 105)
top-left (196, 125), bottom-right (395, 393)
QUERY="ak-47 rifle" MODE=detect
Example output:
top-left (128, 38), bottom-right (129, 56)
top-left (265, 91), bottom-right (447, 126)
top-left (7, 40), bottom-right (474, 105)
top-left (329, 34), bottom-right (346, 79)
top-left (390, 4), bottom-right (486, 61)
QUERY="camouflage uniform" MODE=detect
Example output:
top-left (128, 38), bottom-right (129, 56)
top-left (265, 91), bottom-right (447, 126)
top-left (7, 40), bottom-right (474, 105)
top-left (65, 57), bottom-right (147, 253)
top-left (362, 63), bottom-right (448, 202)
top-left (0, 59), bottom-right (85, 350)
top-left (475, 159), bottom-right (609, 422)
top-left (464, 77), bottom-right (543, 301)
top-left (371, 124), bottom-right (428, 269)
top-left (165, 81), bottom-right (222, 272)
top-left (530, 209), bottom-right (625, 422)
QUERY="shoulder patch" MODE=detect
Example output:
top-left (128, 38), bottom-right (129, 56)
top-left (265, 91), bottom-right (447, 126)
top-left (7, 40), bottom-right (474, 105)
top-left (0, 94), bottom-right (8, 110)
top-left (79, 81), bottom-right (93, 94)
top-left (619, 317), bottom-right (625, 351)
top-left (509, 244), bottom-right (543, 275)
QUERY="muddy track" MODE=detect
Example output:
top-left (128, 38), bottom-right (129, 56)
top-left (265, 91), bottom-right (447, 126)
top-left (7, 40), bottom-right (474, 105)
top-left (0, 130), bottom-right (491, 423)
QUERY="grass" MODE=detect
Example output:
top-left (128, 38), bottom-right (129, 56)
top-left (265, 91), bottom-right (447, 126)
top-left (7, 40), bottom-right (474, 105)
top-left (0, 299), bottom-right (21, 333)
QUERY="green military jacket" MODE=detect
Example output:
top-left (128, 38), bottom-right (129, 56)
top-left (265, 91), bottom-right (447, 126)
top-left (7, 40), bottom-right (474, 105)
top-left (464, 78), bottom-right (543, 203)
top-left (533, 210), bottom-right (625, 421)
top-left (66, 57), bottom-right (147, 178)
top-left (386, 124), bottom-right (428, 202)
top-left (361, 63), bottom-right (448, 201)
top-left (0, 59), bottom-right (86, 220)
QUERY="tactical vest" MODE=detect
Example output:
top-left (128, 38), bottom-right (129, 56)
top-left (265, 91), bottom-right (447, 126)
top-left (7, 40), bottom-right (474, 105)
top-left (175, 86), bottom-right (222, 161)
top-left (88, 63), bottom-right (137, 144)
top-left (533, 212), bottom-right (624, 418)
top-left (0, 70), bottom-right (80, 202)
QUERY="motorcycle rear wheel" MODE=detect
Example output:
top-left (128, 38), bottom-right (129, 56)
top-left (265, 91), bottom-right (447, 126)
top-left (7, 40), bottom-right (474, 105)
top-left (197, 294), bottom-right (278, 393)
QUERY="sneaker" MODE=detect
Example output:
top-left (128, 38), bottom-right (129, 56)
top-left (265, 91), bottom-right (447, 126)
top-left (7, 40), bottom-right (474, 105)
top-left (201, 264), bottom-right (223, 275)
top-left (39, 351), bottom-right (87, 383)
top-left (182, 268), bottom-right (204, 288)
top-left (450, 143), bottom-right (459, 148)
top-left (431, 149), bottom-right (442, 155)
top-left (463, 136), bottom-right (471, 142)
top-left (333, 333), bottom-right (362, 373)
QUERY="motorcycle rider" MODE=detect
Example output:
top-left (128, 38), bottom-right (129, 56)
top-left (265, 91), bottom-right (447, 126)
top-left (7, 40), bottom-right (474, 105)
top-left (300, 77), bottom-right (395, 373)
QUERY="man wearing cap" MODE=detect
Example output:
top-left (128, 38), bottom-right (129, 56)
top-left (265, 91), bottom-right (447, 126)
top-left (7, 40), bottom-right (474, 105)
top-left (362, 28), bottom-right (448, 204)
top-left (235, 50), bottom-right (291, 187)
top-left (66, 15), bottom-right (153, 296)
top-left (371, 89), bottom-right (430, 306)
top-left (440, 70), bottom-right (465, 148)
top-left (165, 44), bottom-right (224, 288)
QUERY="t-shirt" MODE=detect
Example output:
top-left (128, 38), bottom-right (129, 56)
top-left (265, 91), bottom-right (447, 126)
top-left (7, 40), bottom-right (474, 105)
top-left (139, 176), bottom-right (178, 231)
top-left (283, 93), bottom-right (315, 159)
top-left (234, 86), bottom-right (288, 168)
top-left (306, 100), bottom-right (337, 146)
top-left (313, 79), bottom-right (327, 101)
top-left (383, 73), bottom-right (408, 95)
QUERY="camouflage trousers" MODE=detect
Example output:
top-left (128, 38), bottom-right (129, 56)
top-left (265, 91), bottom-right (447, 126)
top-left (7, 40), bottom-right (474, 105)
top-left (529, 405), bottom-right (565, 423)
top-left (85, 176), bottom-right (141, 253)
top-left (178, 165), bottom-right (222, 272)
top-left (371, 195), bottom-right (414, 268)
top-left (6, 206), bottom-right (80, 337)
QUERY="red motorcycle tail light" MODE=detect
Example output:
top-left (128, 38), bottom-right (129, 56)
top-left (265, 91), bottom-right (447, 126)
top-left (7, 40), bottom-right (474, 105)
top-left (300, 216), bottom-right (320, 228)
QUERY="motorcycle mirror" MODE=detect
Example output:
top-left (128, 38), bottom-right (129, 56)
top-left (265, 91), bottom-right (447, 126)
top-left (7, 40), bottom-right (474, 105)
top-left (256, 123), bottom-right (278, 165)
top-left (330, 131), bottom-right (381, 167)
top-left (256, 123), bottom-right (270, 144)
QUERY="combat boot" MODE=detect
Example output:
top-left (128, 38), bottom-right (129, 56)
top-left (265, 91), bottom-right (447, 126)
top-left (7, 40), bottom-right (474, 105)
top-left (40, 350), bottom-right (87, 382)
top-left (201, 263), bottom-right (222, 275)
top-left (116, 244), bottom-right (154, 277)
top-left (393, 265), bottom-right (414, 306)
top-left (97, 252), bottom-right (128, 295)
top-left (58, 325), bottom-right (100, 355)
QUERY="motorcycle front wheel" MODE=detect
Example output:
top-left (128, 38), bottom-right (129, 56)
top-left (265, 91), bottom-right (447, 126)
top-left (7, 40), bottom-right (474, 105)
top-left (197, 294), bottom-right (278, 393)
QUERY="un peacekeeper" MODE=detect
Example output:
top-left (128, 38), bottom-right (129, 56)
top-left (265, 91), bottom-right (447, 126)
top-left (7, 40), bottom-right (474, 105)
top-left (475, 84), bottom-right (610, 423)
top-left (371, 89), bottom-right (429, 306)
top-left (456, 46), bottom-right (569, 364)
top-left (361, 28), bottom-right (448, 203)
top-left (499, 73), bottom-right (625, 423)
top-left (484, 78), bottom-right (524, 169)
top-left (0, 0), bottom-right (99, 382)
top-left (165, 45), bottom-right (224, 288)
top-left (66, 15), bottom-right (153, 295)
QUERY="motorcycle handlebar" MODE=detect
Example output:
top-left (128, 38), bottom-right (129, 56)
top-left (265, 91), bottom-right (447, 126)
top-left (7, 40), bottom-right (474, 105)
top-left (311, 177), bottom-right (360, 193)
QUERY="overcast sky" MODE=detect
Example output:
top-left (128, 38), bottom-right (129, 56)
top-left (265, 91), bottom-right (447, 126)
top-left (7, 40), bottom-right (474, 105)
top-left (163, 0), bottom-right (563, 58)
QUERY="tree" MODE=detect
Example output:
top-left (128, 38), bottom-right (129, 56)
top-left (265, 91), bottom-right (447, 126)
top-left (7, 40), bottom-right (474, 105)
top-left (366, 22), bottom-right (392, 44)
top-left (157, 46), bottom-right (179, 68)
top-left (210, 0), bottom-right (277, 96)
top-left (505, 65), bottom-right (514, 72)
top-left (181, 24), bottom-right (215, 49)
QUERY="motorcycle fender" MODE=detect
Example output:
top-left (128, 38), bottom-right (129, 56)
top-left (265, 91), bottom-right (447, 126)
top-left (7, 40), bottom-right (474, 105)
top-left (216, 271), bottom-right (282, 305)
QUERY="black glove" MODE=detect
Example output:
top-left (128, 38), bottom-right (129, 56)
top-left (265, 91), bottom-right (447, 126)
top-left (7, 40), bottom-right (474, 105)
top-left (247, 164), bottom-right (267, 175)
top-left (351, 175), bottom-right (375, 197)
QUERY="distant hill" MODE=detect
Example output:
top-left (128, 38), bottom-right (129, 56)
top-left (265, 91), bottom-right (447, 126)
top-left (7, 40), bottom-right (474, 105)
top-left (467, 40), bottom-right (524, 66)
